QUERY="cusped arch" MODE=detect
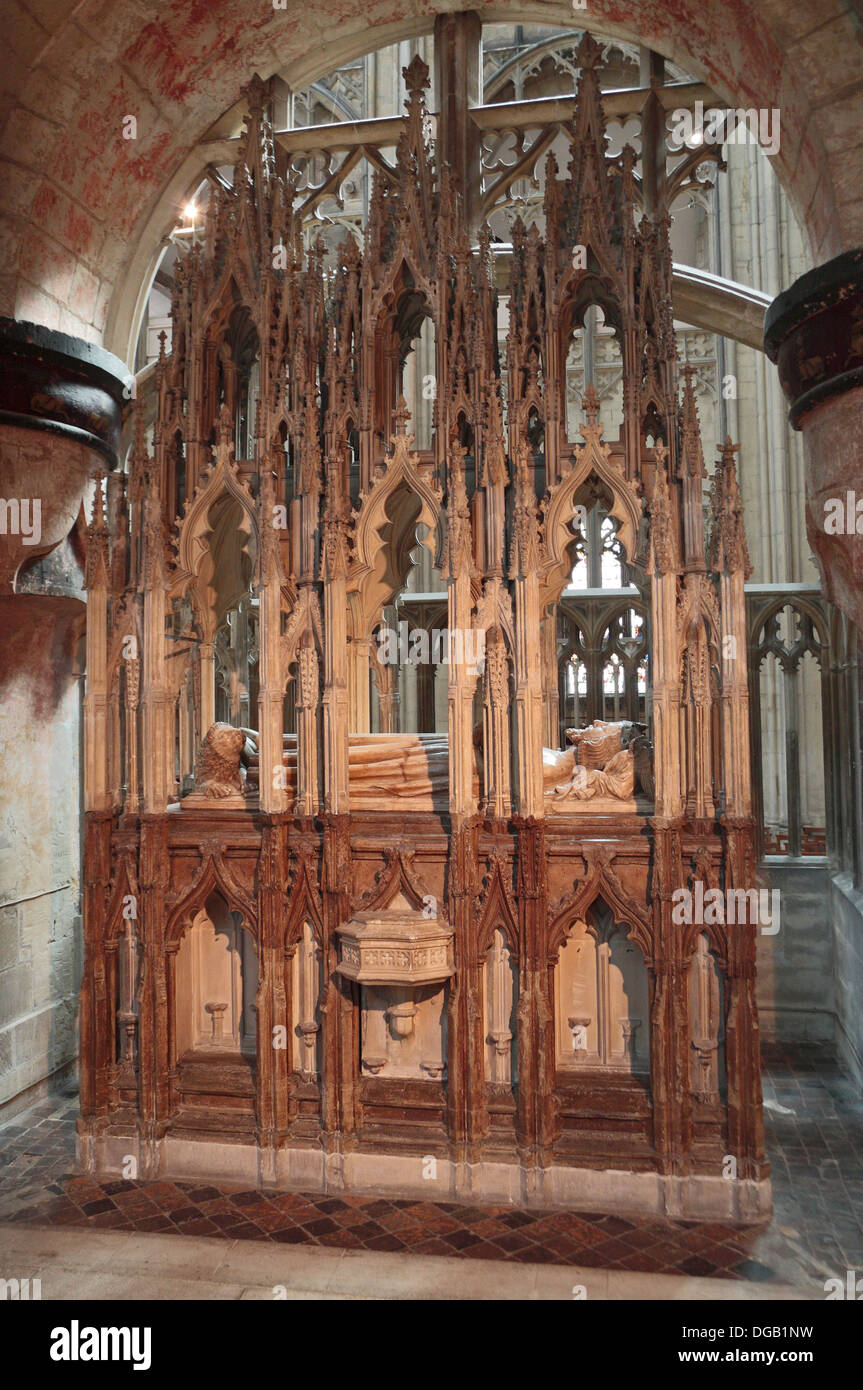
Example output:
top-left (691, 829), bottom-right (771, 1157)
top-left (542, 425), bottom-right (642, 605)
top-left (680, 915), bottom-right (728, 967)
top-left (354, 847), bottom-right (444, 922)
top-left (368, 250), bottom-right (438, 335)
top-left (595, 594), bottom-right (649, 647)
top-left (165, 852), bottom-right (258, 948)
top-left (549, 871), bottom-right (652, 963)
top-left (349, 433), bottom-right (444, 636)
top-left (170, 455), bottom-right (259, 607)
top-left (750, 593), bottom-right (829, 667)
top-left (202, 262), bottom-right (258, 340)
top-left (557, 265), bottom-right (624, 344)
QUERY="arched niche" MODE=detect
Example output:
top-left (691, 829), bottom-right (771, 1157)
top-left (201, 283), bottom-right (261, 453)
top-left (291, 921), bottom-right (324, 1079)
top-left (557, 607), bottom-right (588, 744)
top-left (349, 441), bottom-right (446, 739)
top-left (541, 422), bottom-right (643, 620)
top-left (400, 306), bottom-right (436, 454)
top-left (544, 464), bottom-right (647, 752)
top-left (369, 272), bottom-right (437, 452)
top-left (752, 600), bottom-right (828, 859)
top-left (688, 932), bottom-right (725, 1104)
top-left (360, 984), bottom-right (449, 1082)
top-left (350, 461), bottom-right (443, 635)
top-left (214, 594), bottom-right (259, 728)
top-left (482, 927), bottom-right (518, 1086)
top-left (564, 300), bottom-right (624, 445)
top-left (174, 893), bottom-right (259, 1059)
top-left (373, 517), bottom-right (448, 735)
top-left (219, 303), bottom-right (260, 460)
top-left (555, 902), bottom-right (650, 1073)
top-left (567, 494), bottom-right (632, 592)
top-left (194, 491), bottom-right (255, 634)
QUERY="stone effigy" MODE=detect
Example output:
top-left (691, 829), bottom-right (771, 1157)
top-left (545, 720), bottom-right (654, 805)
top-left (187, 719), bottom-right (651, 811)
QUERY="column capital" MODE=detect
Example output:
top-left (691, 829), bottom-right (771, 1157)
top-left (765, 248), bottom-right (863, 630)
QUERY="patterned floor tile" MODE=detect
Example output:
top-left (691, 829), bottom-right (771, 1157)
top-left (0, 1043), bottom-right (859, 1283)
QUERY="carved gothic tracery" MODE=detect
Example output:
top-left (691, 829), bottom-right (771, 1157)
top-left (78, 28), bottom-right (767, 1219)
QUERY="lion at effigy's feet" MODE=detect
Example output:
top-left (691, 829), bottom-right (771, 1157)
top-left (192, 722), bottom-right (246, 798)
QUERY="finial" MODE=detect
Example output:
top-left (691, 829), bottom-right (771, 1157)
top-left (242, 73), bottom-right (268, 117)
top-left (90, 471), bottom-right (107, 527)
top-left (582, 382), bottom-right (601, 427)
top-left (403, 54), bottom-right (431, 98)
top-left (393, 395), bottom-right (412, 434)
top-left (576, 33), bottom-right (603, 72)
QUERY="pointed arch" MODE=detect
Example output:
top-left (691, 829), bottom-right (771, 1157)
top-left (284, 849), bottom-right (324, 950)
top-left (549, 854), bottom-right (652, 962)
top-left (474, 852), bottom-right (520, 960)
top-left (165, 851), bottom-right (258, 947)
top-left (103, 853), bottom-right (140, 947)
top-left (541, 421), bottom-right (643, 606)
top-left (170, 453), bottom-right (259, 604)
top-left (349, 431), bottom-right (444, 635)
top-left (354, 847), bottom-right (443, 921)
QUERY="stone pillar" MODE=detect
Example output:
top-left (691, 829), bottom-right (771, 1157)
top-left (140, 474), bottom-right (172, 813)
top-left (256, 819), bottom-right (289, 1184)
top-left (83, 481), bottom-right (110, 813)
top-left (445, 818), bottom-right (476, 1169)
top-left (294, 631), bottom-right (320, 816)
top-left (646, 445), bottom-right (690, 1178)
top-left (433, 11), bottom-right (482, 241)
top-left (509, 446), bottom-right (545, 819)
top-left (321, 505), bottom-right (351, 815)
top-left (649, 447), bottom-right (684, 820)
top-left (257, 468), bottom-right (287, 815)
top-left (446, 449), bottom-right (479, 818)
top-left (0, 318), bottom-right (125, 1120)
top-left (514, 817), bottom-right (553, 1185)
top-left (199, 640), bottom-right (216, 738)
top-left (349, 635), bottom-right (372, 733)
top-left (764, 248), bottom-right (863, 630)
top-left (481, 625), bottom-right (511, 820)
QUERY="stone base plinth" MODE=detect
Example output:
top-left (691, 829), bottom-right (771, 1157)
top-left (78, 1130), bottom-right (772, 1224)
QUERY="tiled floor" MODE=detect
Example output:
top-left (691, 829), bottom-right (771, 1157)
top-left (0, 1043), bottom-right (860, 1289)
